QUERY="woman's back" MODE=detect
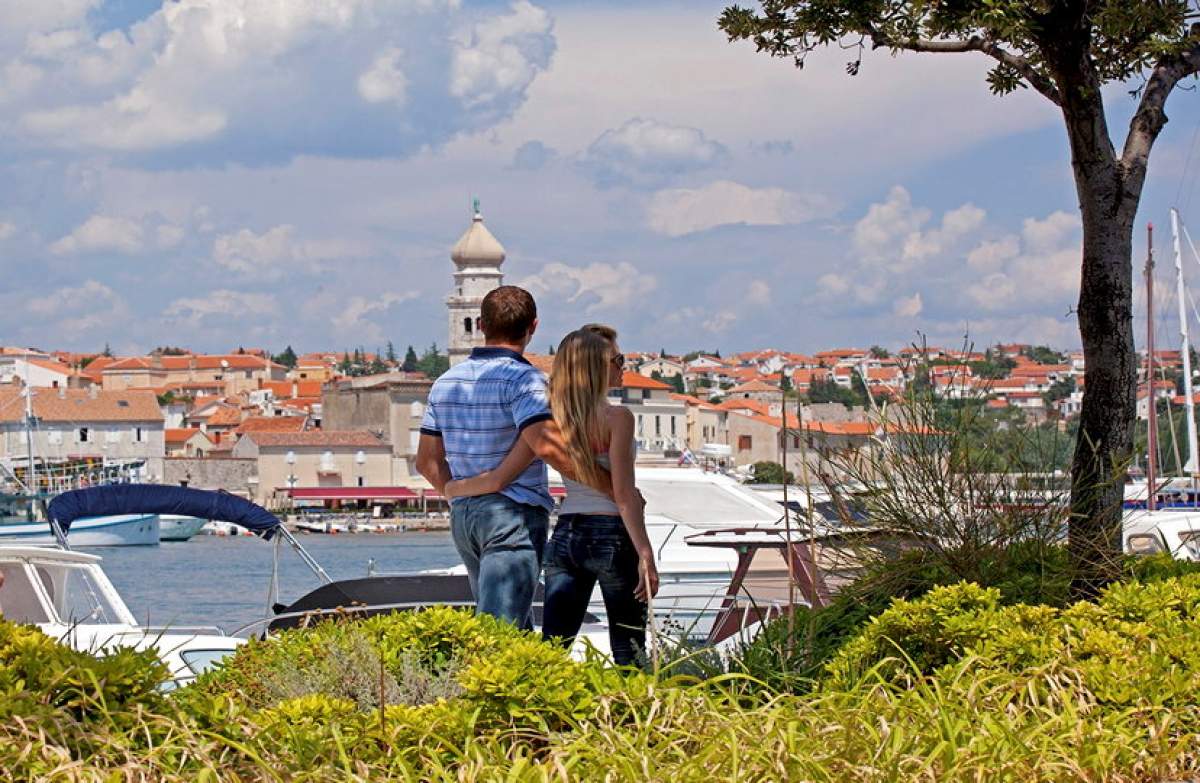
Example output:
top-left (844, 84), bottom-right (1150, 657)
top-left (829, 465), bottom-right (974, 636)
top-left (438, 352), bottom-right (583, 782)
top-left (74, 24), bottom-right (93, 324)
top-left (558, 408), bottom-right (630, 516)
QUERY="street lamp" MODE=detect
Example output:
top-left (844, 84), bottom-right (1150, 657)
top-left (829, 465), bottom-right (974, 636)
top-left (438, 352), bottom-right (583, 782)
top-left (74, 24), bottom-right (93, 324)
top-left (285, 450), bottom-right (296, 490)
top-left (354, 449), bottom-right (366, 488)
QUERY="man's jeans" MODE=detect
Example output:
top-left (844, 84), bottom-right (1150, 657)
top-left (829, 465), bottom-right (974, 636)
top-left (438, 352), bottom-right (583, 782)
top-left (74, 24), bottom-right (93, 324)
top-left (450, 494), bottom-right (549, 628)
top-left (542, 514), bottom-right (647, 666)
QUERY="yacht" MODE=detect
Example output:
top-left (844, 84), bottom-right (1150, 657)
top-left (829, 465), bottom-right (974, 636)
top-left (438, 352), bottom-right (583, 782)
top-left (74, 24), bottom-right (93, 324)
top-left (0, 494), bottom-right (158, 546)
top-left (159, 514), bottom-right (208, 542)
top-left (0, 545), bottom-right (240, 686)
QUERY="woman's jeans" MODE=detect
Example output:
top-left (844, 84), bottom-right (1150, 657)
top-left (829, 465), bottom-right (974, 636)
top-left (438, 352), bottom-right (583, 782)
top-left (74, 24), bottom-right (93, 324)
top-left (542, 514), bottom-right (647, 666)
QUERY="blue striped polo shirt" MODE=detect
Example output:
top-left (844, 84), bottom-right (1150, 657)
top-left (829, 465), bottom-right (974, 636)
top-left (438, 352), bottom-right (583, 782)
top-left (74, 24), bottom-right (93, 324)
top-left (420, 346), bottom-right (553, 511)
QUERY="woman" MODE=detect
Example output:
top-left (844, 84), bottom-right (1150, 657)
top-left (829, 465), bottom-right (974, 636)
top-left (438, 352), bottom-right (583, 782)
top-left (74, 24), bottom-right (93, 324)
top-left (443, 324), bottom-right (658, 665)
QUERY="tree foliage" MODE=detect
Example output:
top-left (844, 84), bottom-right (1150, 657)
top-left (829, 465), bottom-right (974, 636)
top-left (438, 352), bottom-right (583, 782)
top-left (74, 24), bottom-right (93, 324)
top-left (748, 460), bottom-right (794, 484)
top-left (272, 345), bottom-right (298, 369)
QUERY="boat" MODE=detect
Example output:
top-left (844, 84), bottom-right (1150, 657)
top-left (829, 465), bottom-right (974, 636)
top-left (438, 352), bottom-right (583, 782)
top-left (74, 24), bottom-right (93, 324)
top-left (0, 545), bottom-right (240, 686)
top-left (0, 493), bottom-right (159, 546)
top-left (159, 514), bottom-right (208, 542)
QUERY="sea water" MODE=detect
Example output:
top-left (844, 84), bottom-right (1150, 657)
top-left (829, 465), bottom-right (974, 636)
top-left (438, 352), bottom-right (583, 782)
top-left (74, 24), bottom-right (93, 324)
top-left (80, 532), bottom-right (460, 634)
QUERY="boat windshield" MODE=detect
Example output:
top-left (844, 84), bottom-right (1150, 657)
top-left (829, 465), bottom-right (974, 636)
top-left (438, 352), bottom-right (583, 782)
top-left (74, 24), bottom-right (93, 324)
top-left (0, 563), bottom-right (51, 623)
top-left (33, 564), bottom-right (125, 625)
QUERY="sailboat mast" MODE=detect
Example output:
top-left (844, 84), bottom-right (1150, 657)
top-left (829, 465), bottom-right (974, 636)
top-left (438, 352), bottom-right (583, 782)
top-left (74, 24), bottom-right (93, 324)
top-left (22, 358), bottom-right (36, 496)
top-left (1147, 223), bottom-right (1158, 511)
top-left (1172, 207), bottom-right (1199, 475)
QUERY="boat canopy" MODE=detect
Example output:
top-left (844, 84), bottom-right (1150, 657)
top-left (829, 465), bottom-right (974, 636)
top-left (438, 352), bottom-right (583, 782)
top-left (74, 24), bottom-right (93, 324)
top-left (48, 485), bottom-right (282, 538)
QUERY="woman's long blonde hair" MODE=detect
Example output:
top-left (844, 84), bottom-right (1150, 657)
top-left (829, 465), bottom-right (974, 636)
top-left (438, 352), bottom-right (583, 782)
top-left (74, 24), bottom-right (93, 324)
top-left (549, 326), bottom-right (616, 489)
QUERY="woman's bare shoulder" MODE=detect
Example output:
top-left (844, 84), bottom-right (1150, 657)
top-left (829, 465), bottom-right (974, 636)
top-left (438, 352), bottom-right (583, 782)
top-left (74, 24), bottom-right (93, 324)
top-left (606, 404), bottom-right (634, 427)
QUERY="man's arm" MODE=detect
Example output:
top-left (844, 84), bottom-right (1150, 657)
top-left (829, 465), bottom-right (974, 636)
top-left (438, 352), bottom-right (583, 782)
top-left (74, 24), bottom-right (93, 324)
top-left (519, 419), bottom-right (614, 498)
top-left (416, 433), bottom-right (453, 496)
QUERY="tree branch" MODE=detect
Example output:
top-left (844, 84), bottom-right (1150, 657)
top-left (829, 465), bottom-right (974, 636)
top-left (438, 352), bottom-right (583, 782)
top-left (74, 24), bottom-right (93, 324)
top-left (895, 36), bottom-right (1062, 106)
top-left (1122, 38), bottom-right (1200, 176)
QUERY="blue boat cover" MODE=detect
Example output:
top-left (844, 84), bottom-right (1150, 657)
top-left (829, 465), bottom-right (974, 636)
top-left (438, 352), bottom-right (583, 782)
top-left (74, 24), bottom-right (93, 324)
top-left (48, 484), bottom-right (281, 539)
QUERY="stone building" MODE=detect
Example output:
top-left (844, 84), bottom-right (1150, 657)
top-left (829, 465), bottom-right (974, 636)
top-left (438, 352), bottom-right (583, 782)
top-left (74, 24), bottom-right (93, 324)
top-left (447, 201), bottom-right (505, 366)
top-left (231, 430), bottom-right (392, 507)
top-left (321, 373), bottom-right (434, 486)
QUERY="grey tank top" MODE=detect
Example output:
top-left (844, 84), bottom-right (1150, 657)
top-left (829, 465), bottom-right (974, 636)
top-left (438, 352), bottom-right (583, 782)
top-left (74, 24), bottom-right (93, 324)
top-left (559, 437), bottom-right (631, 516)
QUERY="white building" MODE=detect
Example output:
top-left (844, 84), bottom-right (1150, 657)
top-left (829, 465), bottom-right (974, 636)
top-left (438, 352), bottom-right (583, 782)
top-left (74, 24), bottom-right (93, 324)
top-left (0, 354), bottom-right (73, 388)
top-left (447, 201), bottom-right (505, 366)
top-left (610, 372), bottom-right (687, 455)
top-left (0, 386), bottom-right (166, 485)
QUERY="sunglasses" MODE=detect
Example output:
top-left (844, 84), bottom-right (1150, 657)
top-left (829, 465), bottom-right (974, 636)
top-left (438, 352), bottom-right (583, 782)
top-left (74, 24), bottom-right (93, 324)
top-left (611, 352), bottom-right (625, 367)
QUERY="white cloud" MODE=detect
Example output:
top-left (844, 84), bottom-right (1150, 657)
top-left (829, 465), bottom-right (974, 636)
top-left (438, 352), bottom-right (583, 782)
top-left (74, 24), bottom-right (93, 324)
top-left (27, 280), bottom-right (129, 340)
top-left (818, 273), bottom-right (850, 296)
top-left (4, 0), bottom-right (555, 159)
top-left (892, 293), bottom-right (923, 318)
top-left (853, 186), bottom-right (985, 271)
top-left (0, 221), bottom-right (15, 240)
top-left (451, 0), bottom-right (555, 116)
top-left (966, 235), bottom-right (1020, 270)
top-left (646, 180), bottom-right (835, 237)
top-left (212, 224), bottom-right (366, 278)
top-left (331, 291), bottom-right (420, 342)
top-left (521, 261), bottom-right (656, 312)
top-left (50, 215), bottom-right (145, 254)
top-left (579, 118), bottom-right (726, 189)
top-left (357, 47), bottom-right (408, 105)
top-left (745, 279), bottom-right (771, 306)
top-left (965, 212), bottom-right (1081, 312)
top-left (162, 289), bottom-right (279, 329)
top-left (703, 310), bottom-right (737, 334)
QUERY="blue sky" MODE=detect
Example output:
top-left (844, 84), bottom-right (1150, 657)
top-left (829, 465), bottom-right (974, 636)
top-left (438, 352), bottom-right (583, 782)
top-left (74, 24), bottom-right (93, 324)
top-left (1, 0), bottom-right (1198, 356)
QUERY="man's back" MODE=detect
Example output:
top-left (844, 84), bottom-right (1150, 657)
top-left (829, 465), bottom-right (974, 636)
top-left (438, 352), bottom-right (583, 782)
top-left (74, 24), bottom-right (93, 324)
top-left (420, 346), bottom-right (552, 510)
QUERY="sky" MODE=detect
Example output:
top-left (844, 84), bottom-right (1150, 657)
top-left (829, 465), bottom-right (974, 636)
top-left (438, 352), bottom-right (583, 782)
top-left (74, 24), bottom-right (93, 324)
top-left (1, 0), bottom-right (1199, 357)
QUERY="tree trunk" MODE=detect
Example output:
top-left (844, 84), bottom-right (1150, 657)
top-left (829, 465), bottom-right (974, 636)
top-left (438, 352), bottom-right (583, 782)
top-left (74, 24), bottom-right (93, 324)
top-left (1056, 51), bottom-right (1141, 597)
top-left (1069, 202), bottom-right (1137, 597)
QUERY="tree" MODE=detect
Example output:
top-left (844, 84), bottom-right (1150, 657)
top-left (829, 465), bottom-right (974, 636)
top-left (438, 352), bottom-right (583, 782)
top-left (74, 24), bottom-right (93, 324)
top-left (748, 460), bottom-right (794, 485)
top-left (721, 2), bottom-right (1200, 595)
top-left (869, 345), bottom-right (890, 359)
top-left (417, 343), bottom-right (449, 379)
top-left (1022, 344), bottom-right (1068, 365)
top-left (780, 372), bottom-right (793, 392)
top-left (273, 345), bottom-right (298, 369)
top-left (386, 341), bottom-right (397, 364)
top-left (402, 345), bottom-right (418, 373)
top-left (102, 342), bottom-right (112, 357)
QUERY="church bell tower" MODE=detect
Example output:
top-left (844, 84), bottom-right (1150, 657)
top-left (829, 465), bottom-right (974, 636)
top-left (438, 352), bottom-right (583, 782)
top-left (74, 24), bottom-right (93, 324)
top-left (447, 200), bottom-right (505, 366)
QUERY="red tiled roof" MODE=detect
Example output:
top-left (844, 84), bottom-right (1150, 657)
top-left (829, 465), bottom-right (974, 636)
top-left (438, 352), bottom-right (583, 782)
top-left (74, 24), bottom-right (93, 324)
top-left (166, 427), bottom-right (211, 445)
top-left (235, 415), bottom-right (307, 434)
top-left (205, 406), bottom-right (244, 427)
top-left (622, 371), bottom-right (671, 390)
top-left (0, 388), bottom-right (162, 423)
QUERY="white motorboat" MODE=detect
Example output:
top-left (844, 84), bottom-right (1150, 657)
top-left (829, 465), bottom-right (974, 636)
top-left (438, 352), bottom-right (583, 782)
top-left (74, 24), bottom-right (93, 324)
top-left (1124, 509), bottom-right (1200, 560)
top-left (0, 513), bottom-right (159, 546)
top-left (0, 546), bottom-right (241, 686)
top-left (159, 514), bottom-right (208, 542)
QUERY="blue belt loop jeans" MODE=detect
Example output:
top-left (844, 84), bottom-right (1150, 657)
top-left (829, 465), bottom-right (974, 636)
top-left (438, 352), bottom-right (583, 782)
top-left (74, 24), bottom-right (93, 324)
top-left (542, 513), bottom-right (647, 666)
top-left (449, 494), bottom-right (549, 629)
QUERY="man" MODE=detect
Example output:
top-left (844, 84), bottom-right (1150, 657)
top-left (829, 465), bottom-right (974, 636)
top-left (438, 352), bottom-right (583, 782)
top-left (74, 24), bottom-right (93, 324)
top-left (416, 286), bottom-right (611, 626)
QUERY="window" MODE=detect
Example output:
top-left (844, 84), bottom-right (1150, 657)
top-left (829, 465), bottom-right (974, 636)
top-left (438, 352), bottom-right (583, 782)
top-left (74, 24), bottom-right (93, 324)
top-left (475, 317), bottom-right (482, 332)
top-left (0, 563), bottom-right (49, 623)
top-left (670, 417), bottom-right (676, 435)
top-left (78, 427), bottom-right (89, 443)
top-left (1126, 534), bottom-right (1164, 555)
top-left (357, 476), bottom-right (364, 487)
top-left (738, 435), bottom-right (752, 451)
top-left (181, 649), bottom-right (235, 676)
top-left (135, 427), bottom-right (143, 443)
top-left (655, 416), bottom-right (661, 436)
top-left (642, 389), bottom-right (652, 400)
top-left (35, 565), bottom-right (124, 625)
top-left (464, 317), bottom-right (473, 334)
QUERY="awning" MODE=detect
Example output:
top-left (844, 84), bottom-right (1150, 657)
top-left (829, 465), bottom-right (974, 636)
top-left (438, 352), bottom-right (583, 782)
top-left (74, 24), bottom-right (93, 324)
top-left (418, 487), bottom-right (565, 501)
top-left (285, 487), bottom-right (419, 501)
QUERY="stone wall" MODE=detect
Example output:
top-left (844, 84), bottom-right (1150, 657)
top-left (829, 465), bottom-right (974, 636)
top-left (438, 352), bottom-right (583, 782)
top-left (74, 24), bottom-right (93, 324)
top-left (163, 457), bottom-right (256, 496)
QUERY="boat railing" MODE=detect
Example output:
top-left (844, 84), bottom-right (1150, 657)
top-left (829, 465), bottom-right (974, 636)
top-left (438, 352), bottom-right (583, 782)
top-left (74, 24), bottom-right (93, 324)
top-left (142, 625), bottom-right (229, 638)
